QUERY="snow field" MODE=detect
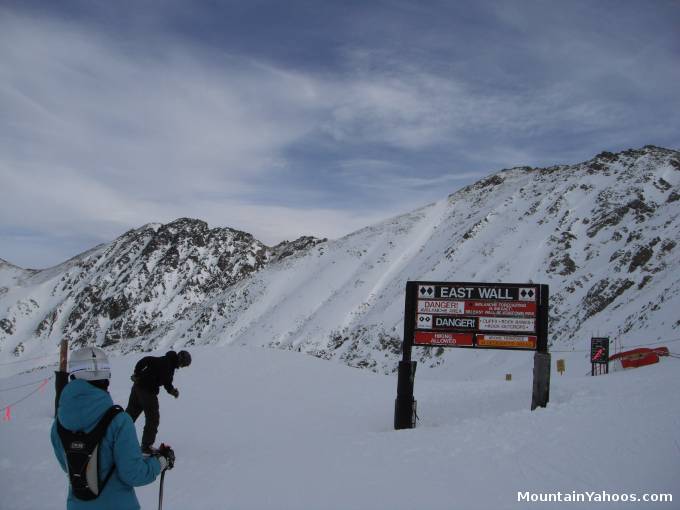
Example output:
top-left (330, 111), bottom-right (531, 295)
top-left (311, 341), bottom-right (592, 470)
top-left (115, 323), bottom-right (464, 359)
top-left (1, 344), bottom-right (678, 509)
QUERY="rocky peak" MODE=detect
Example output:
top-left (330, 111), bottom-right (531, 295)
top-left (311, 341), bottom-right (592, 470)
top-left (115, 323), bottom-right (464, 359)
top-left (270, 236), bottom-right (327, 262)
top-left (0, 217), bottom-right (323, 353)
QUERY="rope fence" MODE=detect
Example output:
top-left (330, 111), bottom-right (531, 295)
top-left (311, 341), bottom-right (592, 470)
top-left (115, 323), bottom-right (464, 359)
top-left (0, 352), bottom-right (59, 421)
top-left (1, 375), bottom-right (53, 421)
top-left (0, 377), bottom-right (55, 392)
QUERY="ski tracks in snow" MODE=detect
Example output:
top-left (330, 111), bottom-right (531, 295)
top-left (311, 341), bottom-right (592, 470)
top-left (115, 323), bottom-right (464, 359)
top-left (340, 199), bottom-right (451, 331)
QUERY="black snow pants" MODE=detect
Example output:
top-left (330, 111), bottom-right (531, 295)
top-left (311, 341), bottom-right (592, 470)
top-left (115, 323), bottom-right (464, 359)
top-left (125, 384), bottom-right (160, 449)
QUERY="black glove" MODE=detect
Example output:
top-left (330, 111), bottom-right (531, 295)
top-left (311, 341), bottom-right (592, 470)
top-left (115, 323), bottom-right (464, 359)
top-left (169, 388), bottom-right (179, 399)
top-left (156, 443), bottom-right (175, 471)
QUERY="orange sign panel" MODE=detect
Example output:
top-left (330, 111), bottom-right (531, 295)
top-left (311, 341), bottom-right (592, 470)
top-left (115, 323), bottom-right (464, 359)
top-left (477, 334), bottom-right (537, 350)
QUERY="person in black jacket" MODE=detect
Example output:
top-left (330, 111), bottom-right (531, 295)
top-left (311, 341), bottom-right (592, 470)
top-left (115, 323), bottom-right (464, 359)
top-left (125, 350), bottom-right (191, 453)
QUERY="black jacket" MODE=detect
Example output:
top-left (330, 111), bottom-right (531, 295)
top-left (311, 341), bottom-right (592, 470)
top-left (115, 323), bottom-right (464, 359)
top-left (133, 351), bottom-right (179, 395)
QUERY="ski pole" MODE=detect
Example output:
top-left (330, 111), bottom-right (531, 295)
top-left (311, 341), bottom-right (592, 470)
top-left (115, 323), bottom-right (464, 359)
top-left (158, 470), bottom-right (166, 510)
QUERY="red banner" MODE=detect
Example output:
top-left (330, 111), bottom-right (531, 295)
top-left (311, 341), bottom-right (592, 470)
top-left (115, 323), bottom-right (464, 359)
top-left (414, 331), bottom-right (474, 346)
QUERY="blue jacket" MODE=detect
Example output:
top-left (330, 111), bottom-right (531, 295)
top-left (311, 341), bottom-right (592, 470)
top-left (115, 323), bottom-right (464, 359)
top-left (51, 379), bottom-right (162, 510)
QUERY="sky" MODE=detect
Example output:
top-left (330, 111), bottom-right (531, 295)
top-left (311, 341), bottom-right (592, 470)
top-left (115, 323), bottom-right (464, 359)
top-left (1, 0), bottom-right (679, 269)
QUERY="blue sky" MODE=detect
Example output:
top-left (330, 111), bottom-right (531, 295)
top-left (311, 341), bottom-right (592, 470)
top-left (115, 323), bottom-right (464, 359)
top-left (1, 0), bottom-right (679, 268)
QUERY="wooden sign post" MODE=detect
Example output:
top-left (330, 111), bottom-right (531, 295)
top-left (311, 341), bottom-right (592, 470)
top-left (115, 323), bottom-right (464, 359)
top-left (54, 338), bottom-right (69, 416)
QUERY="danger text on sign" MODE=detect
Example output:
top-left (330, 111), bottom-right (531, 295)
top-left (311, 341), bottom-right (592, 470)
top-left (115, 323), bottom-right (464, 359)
top-left (417, 300), bottom-right (465, 315)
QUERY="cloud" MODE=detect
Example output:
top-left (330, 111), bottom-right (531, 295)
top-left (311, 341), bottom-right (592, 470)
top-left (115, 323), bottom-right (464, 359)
top-left (0, 7), bottom-right (482, 267)
top-left (0, 14), bottom-right (320, 179)
top-left (1, 2), bottom-right (679, 268)
top-left (0, 10), bottom-right (426, 266)
top-left (0, 11), bottom-right (327, 256)
top-left (335, 158), bottom-right (486, 191)
top-left (323, 70), bottom-right (461, 149)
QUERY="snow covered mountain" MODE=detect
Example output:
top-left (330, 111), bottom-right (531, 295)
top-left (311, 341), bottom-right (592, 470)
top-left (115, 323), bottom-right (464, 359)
top-left (0, 220), bottom-right (323, 361)
top-left (1, 145), bottom-right (678, 373)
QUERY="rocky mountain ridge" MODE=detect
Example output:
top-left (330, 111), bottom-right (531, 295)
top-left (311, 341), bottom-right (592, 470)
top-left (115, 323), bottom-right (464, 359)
top-left (1, 145), bottom-right (678, 373)
top-left (0, 219), bottom-right (324, 357)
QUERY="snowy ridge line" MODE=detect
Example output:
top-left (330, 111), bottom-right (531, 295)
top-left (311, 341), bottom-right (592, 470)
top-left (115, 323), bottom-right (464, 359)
top-left (0, 375), bottom-right (52, 411)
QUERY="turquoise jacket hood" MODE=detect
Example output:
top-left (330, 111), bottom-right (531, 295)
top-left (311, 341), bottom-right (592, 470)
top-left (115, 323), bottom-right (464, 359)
top-left (57, 379), bottom-right (113, 431)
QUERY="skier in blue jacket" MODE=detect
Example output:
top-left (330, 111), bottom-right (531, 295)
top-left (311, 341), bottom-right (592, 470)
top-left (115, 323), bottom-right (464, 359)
top-left (51, 347), bottom-right (174, 510)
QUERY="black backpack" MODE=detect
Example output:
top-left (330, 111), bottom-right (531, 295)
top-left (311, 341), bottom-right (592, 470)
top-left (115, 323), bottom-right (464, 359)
top-left (56, 405), bottom-right (124, 500)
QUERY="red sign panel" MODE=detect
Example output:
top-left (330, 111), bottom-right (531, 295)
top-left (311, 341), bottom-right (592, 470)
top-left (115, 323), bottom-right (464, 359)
top-left (463, 300), bottom-right (536, 318)
top-left (414, 331), bottom-right (474, 347)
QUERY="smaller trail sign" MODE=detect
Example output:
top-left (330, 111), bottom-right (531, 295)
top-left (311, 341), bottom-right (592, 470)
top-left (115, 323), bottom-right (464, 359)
top-left (591, 337), bottom-right (610, 376)
top-left (395, 281), bottom-right (550, 430)
top-left (591, 337), bottom-right (609, 364)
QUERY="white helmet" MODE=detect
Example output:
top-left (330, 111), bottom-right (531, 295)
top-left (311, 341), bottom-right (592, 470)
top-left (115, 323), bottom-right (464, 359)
top-left (69, 347), bottom-right (111, 381)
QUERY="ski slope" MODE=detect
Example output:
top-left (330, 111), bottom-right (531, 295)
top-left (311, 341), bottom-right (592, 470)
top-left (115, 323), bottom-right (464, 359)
top-left (1, 344), bottom-right (678, 509)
